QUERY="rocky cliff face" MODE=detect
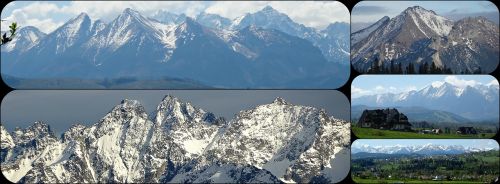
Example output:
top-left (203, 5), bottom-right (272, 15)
top-left (351, 6), bottom-right (499, 74)
top-left (1, 95), bottom-right (350, 183)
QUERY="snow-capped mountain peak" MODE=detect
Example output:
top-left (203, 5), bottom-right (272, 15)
top-left (1, 125), bottom-right (15, 149)
top-left (272, 97), bottom-right (289, 105)
top-left (151, 10), bottom-right (186, 25)
top-left (1, 26), bottom-right (46, 52)
top-left (63, 12), bottom-right (92, 33)
top-left (402, 6), bottom-right (452, 36)
top-left (404, 6), bottom-right (436, 15)
top-left (13, 121), bottom-right (54, 141)
top-left (353, 80), bottom-right (499, 121)
top-left (261, 5), bottom-right (280, 15)
top-left (115, 8), bottom-right (152, 27)
top-left (351, 16), bottom-right (390, 44)
top-left (195, 12), bottom-right (231, 30)
top-left (1, 96), bottom-right (349, 183)
top-left (119, 99), bottom-right (143, 109)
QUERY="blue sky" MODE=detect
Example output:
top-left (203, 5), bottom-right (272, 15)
top-left (0, 1), bottom-right (349, 33)
top-left (1, 90), bottom-right (349, 135)
top-left (352, 139), bottom-right (499, 150)
top-left (352, 75), bottom-right (499, 98)
top-left (352, 1), bottom-right (498, 25)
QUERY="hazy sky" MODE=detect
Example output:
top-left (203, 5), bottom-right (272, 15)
top-left (1, 1), bottom-right (349, 33)
top-left (352, 139), bottom-right (499, 150)
top-left (352, 1), bottom-right (498, 29)
top-left (352, 75), bottom-right (498, 98)
top-left (1, 90), bottom-right (349, 135)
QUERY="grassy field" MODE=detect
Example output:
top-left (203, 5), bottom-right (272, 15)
top-left (353, 178), bottom-right (488, 183)
top-left (352, 127), bottom-right (496, 138)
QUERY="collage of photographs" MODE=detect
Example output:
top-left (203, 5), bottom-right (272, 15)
top-left (0, 1), bottom-right (498, 183)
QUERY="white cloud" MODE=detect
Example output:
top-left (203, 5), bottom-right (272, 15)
top-left (444, 76), bottom-right (480, 88)
top-left (374, 85), bottom-right (385, 92)
top-left (486, 79), bottom-right (499, 86)
top-left (431, 81), bottom-right (444, 88)
top-left (352, 86), bottom-right (372, 98)
top-left (1, 2), bottom-right (66, 33)
top-left (404, 86), bottom-right (417, 92)
top-left (1, 1), bottom-right (210, 33)
top-left (59, 1), bottom-right (208, 21)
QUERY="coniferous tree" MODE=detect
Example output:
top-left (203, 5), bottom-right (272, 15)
top-left (430, 62), bottom-right (437, 74)
top-left (398, 63), bottom-right (403, 74)
top-left (423, 62), bottom-right (429, 74)
top-left (390, 60), bottom-right (395, 74)
top-left (407, 63), bottom-right (415, 74)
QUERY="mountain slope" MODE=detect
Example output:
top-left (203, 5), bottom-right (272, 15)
top-left (196, 12), bottom-right (231, 30)
top-left (1, 96), bottom-right (350, 183)
top-left (351, 6), bottom-right (499, 74)
top-left (351, 16), bottom-right (389, 44)
top-left (231, 6), bottom-right (350, 64)
top-left (1, 26), bottom-right (46, 53)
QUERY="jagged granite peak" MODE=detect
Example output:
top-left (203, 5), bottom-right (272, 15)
top-left (2, 98), bottom-right (349, 183)
top-left (403, 5), bottom-right (437, 15)
top-left (324, 22), bottom-right (350, 33)
top-left (351, 16), bottom-right (389, 44)
top-left (350, 6), bottom-right (499, 74)
top-left (151, 10), bottom-right (186, 24)
top-left (195, 12), bottom-right (231, 29)
top-left (11, 121), bottom-right (55, 142)
top-left (61, 123), bottom-right (86, 142)
top-left (176, 17), bottom-right (204, 33)
top-left (261, 5), bottom-right (280, 14)
top-left (170, 163), bottom-right (283, 183)
top-left (154, 94), bottom-right (224, 128)
top-left (90, 19), bottom-right (106, 36)
top-left (63, 12), bottom-right (92, 32)
top-left (99, 99), bottom-right (148, 124)
top-left (1, 26), bottom-right (47, 52)
top-left (122, 8), bottom-right (141, 17)
top-left (272, 97), bottom-right (289, 105)
top-left (2, 121), bottom-right (61, 183)
top-left (27, 12), bottom-right (93, 54)
top-left (202, 98), bottom-right (350, 183)
top-left (1, 125), bottom-right (15, 149)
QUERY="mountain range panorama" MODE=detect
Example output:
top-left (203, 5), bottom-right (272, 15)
top-left (352, 143), bottom-right (498, 155)
top-left (1, 6), bottom-right (350, 88)
top-left (353, 81), bottom-right (499, 121)
top-left (351, 6), bottom-right (499, 74)
top-left (0, 95), bottom-right (350, 183)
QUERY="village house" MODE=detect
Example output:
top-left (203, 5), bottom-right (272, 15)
top-left (457, 127), bottom-right (477, 135)
top-left (357, 108), bottom-right (412, 131)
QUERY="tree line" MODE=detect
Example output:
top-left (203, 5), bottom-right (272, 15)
top-left (366, 57), bottom-right (482, 74)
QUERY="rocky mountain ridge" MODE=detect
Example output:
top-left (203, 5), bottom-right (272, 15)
top-left (351, 6), bottom-right (499, 74)
top-left (0, 95), bottom-right (350, 183)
